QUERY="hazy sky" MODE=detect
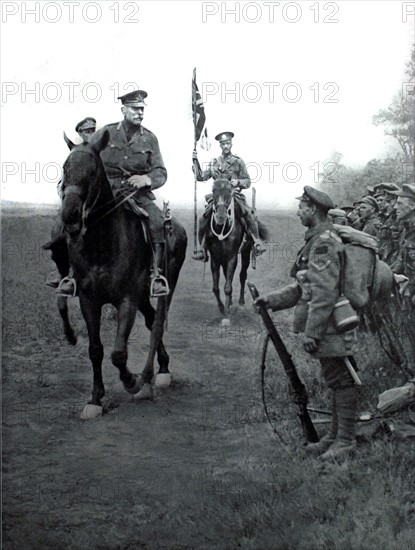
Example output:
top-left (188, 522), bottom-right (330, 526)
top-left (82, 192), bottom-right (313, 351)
top-left (1, 0), bottom-right (414, 208)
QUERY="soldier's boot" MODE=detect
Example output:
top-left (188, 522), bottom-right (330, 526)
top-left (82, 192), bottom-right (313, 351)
top-left (150, 243), bottom-right (170, 298)
top-left (244, 210), bottom-right (266, 256)
top-left (320, 386), bottom-right (357, 461)
top-left (43, 236), bottom-right (69, 288)
top-left (192, 215), bottom-right (210, 262)
top-left (192, 235), bottom-right (209, 262)
top-left (305, 393), bottom-right (338, 456)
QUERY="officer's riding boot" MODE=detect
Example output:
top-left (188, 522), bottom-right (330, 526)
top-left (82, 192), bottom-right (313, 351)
top-left (244, 211), bottom-right (266, 256)
top-left (305, 392), bottom-right (338, 455)
top-left (320, 386), bottom-right (357, 460)
top-left (150, 243), bottom-right (170, 298)
top-left (44, 236), bottom-right (69, 289)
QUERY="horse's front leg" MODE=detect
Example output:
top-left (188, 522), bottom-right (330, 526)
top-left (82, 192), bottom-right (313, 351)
top-left (211, 256), bottom-right (225, 314)
top-left (239, 246), bottom-right (251, 306)
top-left (111, 298), bottom-right (142, 395)
top-left (78, 293), bottom-right (104, 416)
top-left (223, 255), bottom-right (238, 317)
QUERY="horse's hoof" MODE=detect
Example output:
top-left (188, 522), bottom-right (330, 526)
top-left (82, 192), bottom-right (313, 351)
top-left (80, 404), bottom-right (103, 420)
top-left (155, 373), bottom-right (172, 387)
top-left (124, 375), bottom-right (143, 395)
top-left (221, 318), bottom-right (231, 327)
top-left (134, 383), bottom-right (153, 400)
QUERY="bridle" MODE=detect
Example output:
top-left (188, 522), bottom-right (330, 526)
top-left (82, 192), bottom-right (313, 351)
top-left (62, 150), bottom-right (137, 229)
top-left (211, 188), bottom-right (235, 241)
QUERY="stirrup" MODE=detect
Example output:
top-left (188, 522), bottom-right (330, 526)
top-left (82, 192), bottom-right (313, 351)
top-left (150, 274), bottom-right (170, 298)
top-left (254, 242), bottom-right (267, 256)
top-left (45, 271), bottom-right (62, 288)
top-left (56, 276), bottom-right (77, 297)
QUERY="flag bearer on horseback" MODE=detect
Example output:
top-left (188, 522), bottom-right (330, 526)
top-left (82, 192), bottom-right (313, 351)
top-left (192, 131), bottom-right (266, 261)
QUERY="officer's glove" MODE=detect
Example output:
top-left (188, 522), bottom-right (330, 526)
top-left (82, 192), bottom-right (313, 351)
top-left (231, 178), bottom-right (239, 188)
top-left (127, 175), bottom-right (152, 190)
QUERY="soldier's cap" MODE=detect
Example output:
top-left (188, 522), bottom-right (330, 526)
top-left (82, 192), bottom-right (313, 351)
top-left (391, 183), bottom-right (415, 201)
top-left (328, 208), bottom-right (347, 218)
top-left (340, 205), bottom-right (354, 213)
top-left (295, 186), bottom-right (335, 213)
top-left (356, 196), bottom-right (379, 211)
top-left (366, 185), bottom-right (375, 195)
top-left (215, 131), bottom-right (234, 142)
top-left (75, 117), bottom-right (96, 133)
top-left (117, 89), bottom-right (147, 107)
top-left (374, 182), bottom-right (400, 193)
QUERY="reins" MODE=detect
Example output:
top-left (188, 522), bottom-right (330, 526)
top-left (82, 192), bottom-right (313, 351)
top-left (210, 195), bottom-right (235, 241)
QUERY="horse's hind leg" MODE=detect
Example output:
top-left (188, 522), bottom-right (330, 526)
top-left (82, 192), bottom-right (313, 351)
top-left (78, 294), bottom-right (105, 409)
top-left (111, 299), bottom-right (142, 395)
top-left (140, 297), bottom-right (170, 374)
top-left (239, 246), bottom-right (251, 306)
top-left (140, 296), bottom-right (171, 388)
top-left (57, 295), bottom-right (77, 345)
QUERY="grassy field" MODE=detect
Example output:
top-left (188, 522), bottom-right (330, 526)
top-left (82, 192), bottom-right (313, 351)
top-left (2, 205), bottom-right (415, 550)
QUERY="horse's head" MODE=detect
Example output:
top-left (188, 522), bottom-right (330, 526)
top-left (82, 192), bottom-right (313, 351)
top-left (61, 130), bottom-right (110, 235)
top-left (212, 178), bottom-right (234, 225)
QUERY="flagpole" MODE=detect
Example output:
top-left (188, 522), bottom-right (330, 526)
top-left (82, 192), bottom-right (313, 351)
top-left (192, 68), bottom-right (198, 255)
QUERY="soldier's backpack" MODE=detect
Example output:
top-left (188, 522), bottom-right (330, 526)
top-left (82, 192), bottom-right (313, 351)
top-left (332, 224), bottom-right (394, 309)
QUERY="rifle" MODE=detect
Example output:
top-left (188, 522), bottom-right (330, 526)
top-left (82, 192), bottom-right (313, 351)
top-left (248, 282), bottom-right (319, 444)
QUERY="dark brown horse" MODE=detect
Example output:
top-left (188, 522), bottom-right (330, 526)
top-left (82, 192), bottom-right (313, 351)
top-left (60, 130), bottom-right (187, 416)
top-left (205, 178), bottom-right (268, 320)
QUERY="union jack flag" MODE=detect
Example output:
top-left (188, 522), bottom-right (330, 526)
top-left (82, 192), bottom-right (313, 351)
top-left (192, 68), bottom-right (207, 144)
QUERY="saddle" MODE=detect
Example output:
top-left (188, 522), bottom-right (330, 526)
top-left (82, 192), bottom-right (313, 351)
top-left (114, 184), bottom-right (149, 219)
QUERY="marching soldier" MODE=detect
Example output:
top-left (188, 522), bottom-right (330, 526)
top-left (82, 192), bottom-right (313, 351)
top-left (192, 132), bottom-right (265, 261)
top-left (255, 186), bottom-right (359, 460)
top-left (355, 196), bottom-right (381, 237)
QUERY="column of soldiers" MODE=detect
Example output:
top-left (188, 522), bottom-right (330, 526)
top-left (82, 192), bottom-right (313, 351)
top-left (330, 182), bottom-right (415, 305)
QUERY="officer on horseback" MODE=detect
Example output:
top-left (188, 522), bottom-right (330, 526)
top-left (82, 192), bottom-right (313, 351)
top-left (44, 116), bottom-right (97, 290)
top-left (55, 89), bottom-right (170, 298)
top-left (192, 131), bottom-right (266, 261)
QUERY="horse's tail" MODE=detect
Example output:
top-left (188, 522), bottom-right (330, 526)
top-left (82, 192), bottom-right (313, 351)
top-left (258, 219), bottom-right (269, 242)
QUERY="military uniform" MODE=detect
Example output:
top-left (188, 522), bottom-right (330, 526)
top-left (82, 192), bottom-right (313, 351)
top-left (361, 212), bottom-right (381, 237)
top-left (193, 131), bottom-right (264, 260)
top-left (392, 209), bottom-right (415, 300)
top-left (44, 117), bottom-right (97, 289)
top-left (378, 211), bottom-right (399, 264)
top-left (199, 153), bottom-right (251, 189)
top-left (258, 186), bottom-right (358, 460)
top-left (93, 121), bottom-right (166, 243)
